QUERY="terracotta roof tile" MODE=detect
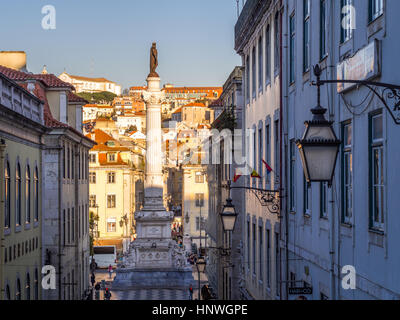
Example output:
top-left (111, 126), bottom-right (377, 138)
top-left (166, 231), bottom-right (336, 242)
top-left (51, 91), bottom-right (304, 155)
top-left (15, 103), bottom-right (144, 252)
top-left (68, 92), bottom-right (88, 103)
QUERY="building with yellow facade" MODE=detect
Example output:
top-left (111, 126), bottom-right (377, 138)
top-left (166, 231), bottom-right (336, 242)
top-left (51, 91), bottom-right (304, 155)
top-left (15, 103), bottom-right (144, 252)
top-left (87, 129), bottom-right (144, 254)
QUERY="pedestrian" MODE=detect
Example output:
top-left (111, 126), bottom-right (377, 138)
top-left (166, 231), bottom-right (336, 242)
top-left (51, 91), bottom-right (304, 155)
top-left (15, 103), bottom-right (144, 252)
top-left (189, 284), bottom-right (193, 300)
top-left (94, 282), bottom-right (101, 300)
top-left (90, 273), bottom-right (96, 287)
top-left (108, 264), bottom-right (113, 279)
top-left (104, 288), bottom-right (112, 300)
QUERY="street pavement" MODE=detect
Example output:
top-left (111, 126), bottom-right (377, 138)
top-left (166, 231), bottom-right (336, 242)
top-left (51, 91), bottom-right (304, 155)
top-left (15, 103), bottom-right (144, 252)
top-left (90, 265), bottom-right (208, 300)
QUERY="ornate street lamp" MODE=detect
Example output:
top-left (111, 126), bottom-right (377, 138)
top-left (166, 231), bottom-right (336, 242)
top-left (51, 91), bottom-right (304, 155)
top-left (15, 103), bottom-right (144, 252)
top-left (296, 65), bottom-right (341, 184)
top-left (196, 256), bottom-right (206, 300)
top-left (220, 198), bottom-right (238, 232)
top-left (196, 256), bottom-right (206, 273)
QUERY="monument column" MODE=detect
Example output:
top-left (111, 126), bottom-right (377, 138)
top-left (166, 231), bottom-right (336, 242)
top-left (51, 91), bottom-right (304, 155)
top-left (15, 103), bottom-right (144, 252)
top-left (142, 77), bottom-right (165, 210)
top-left (113, 43), bottom-right (193, 289)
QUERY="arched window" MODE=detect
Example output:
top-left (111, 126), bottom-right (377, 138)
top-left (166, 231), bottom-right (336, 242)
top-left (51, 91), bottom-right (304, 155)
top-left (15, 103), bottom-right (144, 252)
top-left (34, 167), bottom-right (39, 222)
top-left (26, 165), bottom-right (31, 224)
top-left (5, 284), bottom-right (11, 300)
top-left (16, 278), bottom-right (21, 300)
top-left (16, 163), bottom-right (21, 226)
top-left (34, 268), bottom-right (39, 300)
top-left (26, 273), bottom-right (31, 300)
top-left (4, 161), bottom-right (10, 228)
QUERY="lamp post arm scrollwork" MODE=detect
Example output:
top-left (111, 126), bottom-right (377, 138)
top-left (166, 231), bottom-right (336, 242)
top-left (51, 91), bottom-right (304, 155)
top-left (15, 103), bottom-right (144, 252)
top-left (313, 73), bottom-right (400, 125)
top-left (223, 180), bottom-right (280, 214)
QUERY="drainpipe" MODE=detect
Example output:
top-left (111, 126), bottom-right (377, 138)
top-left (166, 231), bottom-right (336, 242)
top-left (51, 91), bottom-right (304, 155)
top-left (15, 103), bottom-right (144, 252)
top-left (58, 137), bottom-right (63, 300)
top-left (278, 0), bottom-right (284, 299)
top-left (281, 0), bottom-right (290, 301)
top-left (328, 0), bottom-right (337, 301)
top-left (0, 139), bottom-right (6, 300)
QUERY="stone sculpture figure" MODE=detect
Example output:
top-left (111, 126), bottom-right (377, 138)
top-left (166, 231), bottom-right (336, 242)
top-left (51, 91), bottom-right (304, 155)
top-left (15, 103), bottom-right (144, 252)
top-left (149, 42), bottom-right (159, 77)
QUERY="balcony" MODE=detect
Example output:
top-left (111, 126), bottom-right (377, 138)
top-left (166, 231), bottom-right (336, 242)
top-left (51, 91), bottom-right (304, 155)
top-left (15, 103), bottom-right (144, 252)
top-left (0, 73), bottom-right (43, 125)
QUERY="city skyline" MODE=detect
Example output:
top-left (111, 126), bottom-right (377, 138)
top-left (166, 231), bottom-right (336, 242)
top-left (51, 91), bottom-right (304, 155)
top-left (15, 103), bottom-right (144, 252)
top-left (0, 0), bottom-right (241, 90)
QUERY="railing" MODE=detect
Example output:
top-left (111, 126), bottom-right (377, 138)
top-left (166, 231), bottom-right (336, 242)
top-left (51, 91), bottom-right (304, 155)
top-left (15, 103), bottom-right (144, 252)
top-left (0, 73), bottom-right (44, 125)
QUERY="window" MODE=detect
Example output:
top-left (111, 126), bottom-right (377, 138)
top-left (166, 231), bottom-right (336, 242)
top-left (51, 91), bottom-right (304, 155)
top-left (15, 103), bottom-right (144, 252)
top-left (34, 269), bottom-right (39, 300)
top-left (320, 0), bottom-right (327, 59)
top-left (259, 225), bottom-right (263, 281)
top-left (195, 172), bottom-right (204, 183)
top-left (34, 167), bottom-right (39, 222)
top-left (289, 140), bottom-right (296, 212)
top-left (67, 208), bottom-right (70, 244)
top-left (16, 278), bottom-right (21, 300)
top-left (370, 112), bottom-right (384, 231)
top-left (67, 146), bottom-right (70, 179)
top-left (320, 182), bottom-right (328, 218)
top-left (89, 153), bottom-right (96, 163)
top-left (107, 219), bottom-right (116, 232)
top-left (342, 123), bottom-right (352, 223)
top-left (71, 208), bottom-right (75, 242)
top-left (274, 120), bottom-right (279, 181)
top-left (63, 209), bottom-right (66, 246)
top-left (303, 0), bottom-right (310, 72)
top-left (289, 14), bottom-right (295, 84)
top-left (195, 217), bottom-right (200, 231)
top-left (265, 124), bottom-right (271, 186)
top-left (252, 222), bottom-right (256, 275)
top-left (266, 229), bottom-right (271, 288)
top-left (5, 284), bottom-right (11, 300)
top-left (107, 172), bottom-right (116, 184)
top-left (16, 163), bottom-right (21, 226)
top-left (89, 172), bottom-right (96, 184)
top-left (195, 193), bottom-right (204, 207)
top-left (290, 272), bottom-right (296, 288)
top-left (275, 232), bottom-right (280, 297)
top-left (89, 195), bottom-right (96, 208)
top-left (274, 12), bottom-right (280, 72)
top-left (258, 127), bottom-right (263, 187)
top-left (252, 47), bottom-right (256, 99)
top-left (265, 25), bottom-right (271, 84)
top-left (304, 176), bottom-right (311, 215)
top-left (369, 0), bottom-right (383, 22)
top-left (341, 0), bottom-right (353, 43)
top-left (26, 273), bottom-right (31, 300)
top-left (253, 129), bottom-right (257, 177)
top-left (108, 153), bottom-right (116, 162)
top-left (258, 36), bottom-right (263, 92)
top-left (247, 219), bottom-right (250, 271)
top-left (25, 165), bottom-right (31, 224)
top-left (63, 146), bottom-right (66, 179)
top-left (107, 195), bottom-right (116, 208)
top-left (246, 55), bottom-right (250, 102)
top-left (4, 161), bottom-right (10, 229)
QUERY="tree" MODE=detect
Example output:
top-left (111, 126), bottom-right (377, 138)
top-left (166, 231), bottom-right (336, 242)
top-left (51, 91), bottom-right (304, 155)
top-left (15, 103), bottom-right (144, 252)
top-left (89, 211), bottom-right (99, 256)
top-left (77, 91), bottom-right (117, 104)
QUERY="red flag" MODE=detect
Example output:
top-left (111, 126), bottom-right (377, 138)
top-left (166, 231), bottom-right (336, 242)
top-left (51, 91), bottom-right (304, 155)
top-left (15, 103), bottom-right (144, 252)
top-left (262, 159), bottom-right (273, 174)
top-left (233, 174), bottom-right (242, 183)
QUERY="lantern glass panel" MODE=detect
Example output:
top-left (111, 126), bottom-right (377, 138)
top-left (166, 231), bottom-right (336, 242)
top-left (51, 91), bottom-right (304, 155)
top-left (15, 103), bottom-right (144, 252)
top-left (304, 125), bottom-right (336, 140)
top-left (303, 144), bottom-right (339, 181)
top-left (221, 214), bottom-right (237, 232)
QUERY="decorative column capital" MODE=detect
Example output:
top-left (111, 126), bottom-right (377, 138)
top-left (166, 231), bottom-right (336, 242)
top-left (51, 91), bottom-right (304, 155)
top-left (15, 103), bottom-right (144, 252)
top-left (142, 91), bottom-right (165, 106)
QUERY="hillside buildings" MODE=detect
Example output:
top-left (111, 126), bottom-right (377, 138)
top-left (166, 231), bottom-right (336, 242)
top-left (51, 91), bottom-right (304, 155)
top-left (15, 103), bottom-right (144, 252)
top-left (59, 72), bottom-right (122, 96)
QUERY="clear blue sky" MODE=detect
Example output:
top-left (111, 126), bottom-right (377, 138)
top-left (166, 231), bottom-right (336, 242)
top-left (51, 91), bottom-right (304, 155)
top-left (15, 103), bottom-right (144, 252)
top-left (0, 0), bottom-right (241, 90)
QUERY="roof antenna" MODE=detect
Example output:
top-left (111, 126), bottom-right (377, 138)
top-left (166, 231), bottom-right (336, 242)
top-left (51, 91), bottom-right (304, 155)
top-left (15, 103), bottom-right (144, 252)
top-left (236, 0), bottom-right (239, 18)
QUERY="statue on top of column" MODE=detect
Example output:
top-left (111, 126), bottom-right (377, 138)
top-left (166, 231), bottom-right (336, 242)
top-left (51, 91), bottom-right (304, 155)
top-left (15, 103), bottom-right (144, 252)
top-left (149, 42), bottom-right (159, 77)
